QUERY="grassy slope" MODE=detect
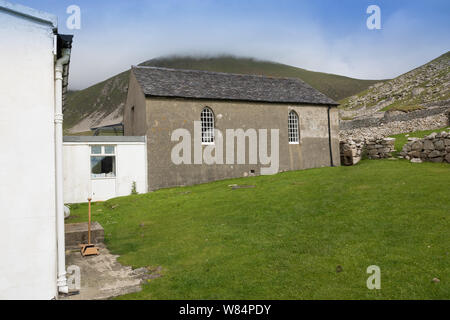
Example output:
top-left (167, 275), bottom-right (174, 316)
top-left (339, 51), bottom-right (450, 111)
top-left (64, 71), bottom-right (130, 129)
top-left (64, 55), bottom-right (381, 129)
top-left (67, 160), bottom-right (450, 299)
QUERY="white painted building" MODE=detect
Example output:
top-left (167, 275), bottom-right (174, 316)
top-left (63, 136), bottom-right (148, 203)
top-left (0, 1), bottom-right (72, 299)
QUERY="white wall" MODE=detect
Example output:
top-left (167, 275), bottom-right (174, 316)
top-left (116, 144), bottom-right (148, 196)
top-left (63, 142), bottom-right (148, 203)
top-left (0, 8), bottom-right (57, 299)
top-left (63, 144), bottom-right (91, 203)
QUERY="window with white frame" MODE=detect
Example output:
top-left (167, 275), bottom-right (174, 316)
top-left (201, 107), bottom-right (215, 144)
top-left (90, 145), bottom-right (116, 178)
top-left (288, 111), bottom-right (299, 144)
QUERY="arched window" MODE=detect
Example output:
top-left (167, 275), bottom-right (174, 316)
top-left (201, 107), bottom-right (215, 144)
top-left (288, 110), bottom-right (299, 144)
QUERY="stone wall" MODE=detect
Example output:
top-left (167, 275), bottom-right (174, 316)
top-left (340, 105), bottom-right (450, 141)
top-left (340, 105), bottom-right (449, 131)
top-left (340, 112), bottom-right (449, 141)
top-left (365, 137), bottom-right (396, 159)
top-left (126, 94), bottom-right (341, 190)
top-left (340, 137), bottom-right (395, 165)
top-left (340, 139), bottom-right (364, 166)
top-left (399, 131), bottom-right (450, 163)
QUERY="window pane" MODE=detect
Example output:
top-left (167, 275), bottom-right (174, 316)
top-left (104, 146), bottom-right (115, 154)
top-left (91, 156), bottom-right (116, 178)
top-left (288, 111), bottom-right (299, 143)
top-left (201, 107), bottom-right (214, 144)
top-left (91, 146), bottom-right (102, 154)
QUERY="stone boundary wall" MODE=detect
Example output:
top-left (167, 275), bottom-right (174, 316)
top-left (340, 137), bottom-right (395, 166)
top-left (399, 131), bottom-right (450, 163)
top-left (365, 137), bottom-right (396, 159)
top-left (340, 116), bottom-right (380, 130)
top-left (340, 112), bottom-right (449, 141)
top-left (340, 105), bottom-right (449, 131)
top-left (340, 139), bottom-right (364, 166)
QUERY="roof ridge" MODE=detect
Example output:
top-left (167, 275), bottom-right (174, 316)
top-left (132, 65), bottom-right (309, 83)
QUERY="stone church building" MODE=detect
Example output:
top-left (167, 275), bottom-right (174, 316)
top-left (123, 66), bottom-right (340, 190)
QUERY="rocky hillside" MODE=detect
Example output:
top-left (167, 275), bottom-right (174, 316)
top-left (339, 51), bottom-right (450, 120)
top-left (64, 55), bottom-right (381, 133)
top-left (64, 71), bottom-right (129, 133)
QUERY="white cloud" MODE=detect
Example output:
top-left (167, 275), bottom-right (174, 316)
top-left (68, 8), bottom-right (449, 90)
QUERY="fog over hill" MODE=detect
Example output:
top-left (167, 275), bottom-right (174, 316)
top-left (64, 55), bottom-right (382, 133)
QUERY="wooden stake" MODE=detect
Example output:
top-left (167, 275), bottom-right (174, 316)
top-left (80, 197), bottom-right (99, 256)
top-left (88, 198), bottom-right (92, 245)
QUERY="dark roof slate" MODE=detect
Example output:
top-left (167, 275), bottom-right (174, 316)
top-left (132, 66), bottom-right (338, 106)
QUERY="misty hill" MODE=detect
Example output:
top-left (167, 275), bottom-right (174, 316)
top-left (339, 51), bottom-right (450, 119)
top-left (64, 55), bottom-right (382, 133)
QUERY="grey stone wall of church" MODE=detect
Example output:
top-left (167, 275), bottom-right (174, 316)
top-left (124, 92), bottom-right (340, 190)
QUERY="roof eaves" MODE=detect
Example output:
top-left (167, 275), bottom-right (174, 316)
top-left (0, 0), bottom-right (57, 28)
top-left (144, 93), bottom-right (339, 107)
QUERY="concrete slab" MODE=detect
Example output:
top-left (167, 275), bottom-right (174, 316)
top-left (61, 244), bottom-right (151, 300)
top-left (65, 222), bottom-right (104, 248)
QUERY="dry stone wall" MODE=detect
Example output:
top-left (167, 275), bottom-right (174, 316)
top-left (340, 139), bottom-right (364, 166)
top-left (340, 137), bottom-right (395, 166)
top-left (399, 131), bottom-right (450, 163)
top-left (340, 105), bottom-right (449, 131)
top-left (365, 137), bottom-right (396, 159)
top-left (340, 109), bottom-right (449, 141)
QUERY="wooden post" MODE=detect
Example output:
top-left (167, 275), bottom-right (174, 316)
top-left (80, 197), bottom-right (99, 256)
top-left (88, 198), bottom-right (92, 245)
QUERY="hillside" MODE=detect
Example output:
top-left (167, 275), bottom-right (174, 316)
top-left (339, 51), bottom-right (450, 119)
top-left (64, 55), bottom-right (381, 133)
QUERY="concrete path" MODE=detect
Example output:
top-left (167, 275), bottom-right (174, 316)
top-left (61, 245), bottom-right (151, 300)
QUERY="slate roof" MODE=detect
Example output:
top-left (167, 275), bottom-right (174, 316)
top-left (132, 66), bottom-right (338, 106)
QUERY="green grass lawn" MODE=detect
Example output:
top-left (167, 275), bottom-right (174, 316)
top-left (67, 160), bottom-right (450, 299)
top-left (390, 126), bottom-right (450, 152)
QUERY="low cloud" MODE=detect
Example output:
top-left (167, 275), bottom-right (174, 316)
top-left (68, 7), bottom-right (449, 90)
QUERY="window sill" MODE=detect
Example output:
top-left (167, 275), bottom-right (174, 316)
top-left (289, 142), bottom-right (300, 145)
top-left (202, 142), bottom-right (215, 146)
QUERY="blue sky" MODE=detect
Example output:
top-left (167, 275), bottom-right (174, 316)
top-left (17, 0), bottom-right (450, 90)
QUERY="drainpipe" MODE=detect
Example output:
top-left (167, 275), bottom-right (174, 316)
top-left (327, 106), bottom-right (335, 167)
top-left (55, 48), bottom-right (71, 294)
